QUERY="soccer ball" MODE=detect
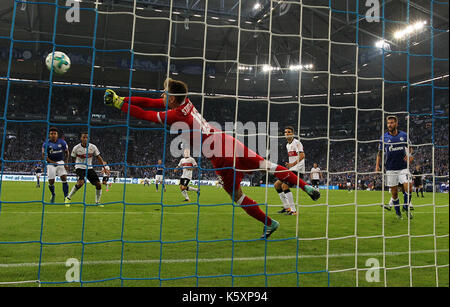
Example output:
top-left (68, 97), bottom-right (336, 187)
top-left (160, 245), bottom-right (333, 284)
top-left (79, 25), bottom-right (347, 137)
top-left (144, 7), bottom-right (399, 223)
top-left (45, 51), bottom-right (71, 74)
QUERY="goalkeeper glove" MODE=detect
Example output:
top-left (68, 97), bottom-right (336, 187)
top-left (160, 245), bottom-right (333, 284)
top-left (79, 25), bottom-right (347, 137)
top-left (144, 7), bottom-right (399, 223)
top-left (104, 89), bottom-right (124, 109)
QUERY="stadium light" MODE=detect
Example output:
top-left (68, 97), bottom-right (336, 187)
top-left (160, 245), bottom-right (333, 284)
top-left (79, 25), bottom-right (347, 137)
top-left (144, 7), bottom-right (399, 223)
top-left (254, 3), bottom-right (261, 10)
top-left (394, 21), bottom-right (427, 40)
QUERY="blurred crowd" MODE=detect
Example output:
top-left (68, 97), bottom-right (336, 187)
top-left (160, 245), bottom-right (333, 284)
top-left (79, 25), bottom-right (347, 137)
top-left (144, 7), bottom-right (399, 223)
top-left (1, 83), bottom-right (448, 189)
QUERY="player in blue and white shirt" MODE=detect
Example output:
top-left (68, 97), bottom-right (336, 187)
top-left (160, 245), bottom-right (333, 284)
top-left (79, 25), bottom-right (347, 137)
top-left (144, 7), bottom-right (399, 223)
top-left (42, 127), bottom-right (70, 203)
top-left (376, 115), bottom-right (414, 219)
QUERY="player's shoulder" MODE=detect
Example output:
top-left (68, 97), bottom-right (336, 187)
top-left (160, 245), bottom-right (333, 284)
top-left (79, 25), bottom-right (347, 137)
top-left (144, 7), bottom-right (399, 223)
top-left (175, 98), bottom-right (194, 116)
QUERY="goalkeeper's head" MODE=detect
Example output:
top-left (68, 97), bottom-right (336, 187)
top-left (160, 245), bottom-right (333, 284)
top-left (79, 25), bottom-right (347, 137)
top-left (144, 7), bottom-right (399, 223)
top-left (162, 78), bottom-right (188, 109)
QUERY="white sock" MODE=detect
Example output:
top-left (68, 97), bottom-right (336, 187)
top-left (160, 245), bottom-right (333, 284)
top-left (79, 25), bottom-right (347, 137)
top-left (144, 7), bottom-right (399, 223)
top-left (68, 185), bottom-right (80, 199)
top-left (278, 192), bottom-right (289, 209)
top-left (284, 191), bottom-right (296, 212)
top-left (389, 197), bottom-right (394, 207)
top-left (182, 190), bottom-right (189, 200)
top-left (188, 186), bottom-right (198, 192)
top-left (95, 189), bottom-right (102, 203)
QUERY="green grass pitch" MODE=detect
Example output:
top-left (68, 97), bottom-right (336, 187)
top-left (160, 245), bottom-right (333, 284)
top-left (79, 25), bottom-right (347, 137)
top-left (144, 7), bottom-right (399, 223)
top-left (0, 181), bottom-right (448, 287)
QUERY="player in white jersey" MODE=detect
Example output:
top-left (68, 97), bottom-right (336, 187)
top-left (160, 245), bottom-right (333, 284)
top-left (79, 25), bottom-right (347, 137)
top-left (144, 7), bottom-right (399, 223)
top-left (310, 163), bottom-right (322, 188)
top-left (176, 149), bottom-right (199, 201)
top-left (274, 126), bottom-right (307, 216)
top-left (101, 165), bottom-right (112, 191)
top-left (65, 132), bottom-right (109, 207)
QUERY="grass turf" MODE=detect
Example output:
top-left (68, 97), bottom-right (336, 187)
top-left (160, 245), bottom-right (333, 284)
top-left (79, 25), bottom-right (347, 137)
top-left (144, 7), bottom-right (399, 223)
top-left (0, 181), bottom-right (448, 287)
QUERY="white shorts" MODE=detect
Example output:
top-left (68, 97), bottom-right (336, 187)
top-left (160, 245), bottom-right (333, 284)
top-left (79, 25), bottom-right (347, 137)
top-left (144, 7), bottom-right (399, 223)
top-left (35, 173), bottom-right (42, 177)
top-left (386, 169), bottom-right (411, 187)
top-left (155, 175), bottom-right (164, 182)
top-left (47, 161), bottom-right (67, 180)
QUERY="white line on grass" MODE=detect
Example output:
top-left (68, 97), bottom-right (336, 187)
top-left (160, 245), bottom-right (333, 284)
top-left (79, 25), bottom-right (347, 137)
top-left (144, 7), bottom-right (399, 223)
top-left (1, 249), bottom-right (448, 268)
top-left (0, 211), bottom-right (448, 215)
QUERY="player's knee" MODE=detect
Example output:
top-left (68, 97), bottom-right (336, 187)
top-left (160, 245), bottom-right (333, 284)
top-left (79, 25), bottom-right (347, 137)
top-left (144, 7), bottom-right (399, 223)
top-left (274, 180), bottom-right (282, 190)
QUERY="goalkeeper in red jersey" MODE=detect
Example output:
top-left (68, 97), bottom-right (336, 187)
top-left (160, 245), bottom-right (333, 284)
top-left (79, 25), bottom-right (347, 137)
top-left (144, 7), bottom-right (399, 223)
top-left (103, 78), bottom-right (320, 239)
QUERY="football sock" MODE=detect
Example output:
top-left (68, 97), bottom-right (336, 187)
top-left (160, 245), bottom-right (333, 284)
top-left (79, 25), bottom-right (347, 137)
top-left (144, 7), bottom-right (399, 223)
top-left (182, 190), bottom-right (189, 200)
top-left (62, 182), bottom-right (69, 197)
top-left (420, 188), bottom-right (424, 197)
top-left (237, 194), bottom-right (272, 226)
top-left (49, 184), bottom-right (55, 196)
top-left (156, 183), bottom-right (158, 190)
top-left (276, 187), bottom-right (289, 209)
top-left (393, 198), bottom-right (401, 215)
top-left (403, 193), bottom-right (411, 210)
top-left (284, 189), bottom-right (296, 212)
top-left (68, 185), bottom-right (81, 199)
top-left (95, 188), bottom-right (102, 203)
top-left (188, 186), bottom-right (198, 192)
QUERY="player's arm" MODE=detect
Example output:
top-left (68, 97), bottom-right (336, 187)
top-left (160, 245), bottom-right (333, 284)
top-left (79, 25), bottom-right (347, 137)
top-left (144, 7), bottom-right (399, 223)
top-left (104, 89), bottom-right (166, 109)
top-left (286, 152), bottom-right (305, 168)
top-left (376, 150), bottom-right (382, 172)
top-left (96, 154), bottom-right (110, 176)
top-left (64, 143), bottom-right (70, 171)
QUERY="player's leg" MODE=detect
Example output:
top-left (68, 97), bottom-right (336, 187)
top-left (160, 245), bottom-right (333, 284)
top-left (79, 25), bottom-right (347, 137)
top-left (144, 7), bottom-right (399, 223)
top-left (389, 185), bottom-right (402, 219)
top-left (47, 165), bottom-right (56, 203)
top-left (274, 180), bottom-right (289, 213)
top-left (282, 183), bottom-right (297, 215)
top-left (67, 169), bottom-right (86, 203)
top-left (219, 168), bottom-right (279, 239)
top-left (420, 184), bottom-right (424, 197)
top-left (179, 181), bottom-right (190, 201)
top-left (87, 170), bottom-right (103, 206)
top-left (60, 174), bottom-right (69, 199)
top-left (36, 174), bottom-right (40, 188)
top-left (249, 157), bottom-right (319, 201)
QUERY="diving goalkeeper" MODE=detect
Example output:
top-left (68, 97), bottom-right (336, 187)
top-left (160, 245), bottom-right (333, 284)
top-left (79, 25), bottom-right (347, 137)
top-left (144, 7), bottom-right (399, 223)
top-left (103, 78), bottom-right (320, 239)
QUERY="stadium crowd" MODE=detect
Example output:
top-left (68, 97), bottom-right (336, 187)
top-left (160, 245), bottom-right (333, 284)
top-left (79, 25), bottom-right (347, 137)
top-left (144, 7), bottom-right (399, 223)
top-left (1, 83), bottom-right (448, 189)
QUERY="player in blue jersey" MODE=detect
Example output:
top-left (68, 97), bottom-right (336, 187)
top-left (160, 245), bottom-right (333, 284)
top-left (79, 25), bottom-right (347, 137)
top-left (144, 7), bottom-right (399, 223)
top-left (346, 174), bottom-right (353, 192)
top-left (42, 127), bottom-right (70, 203)
top-left (155, 159), bottom-right (166, 192)
top-left (34, 162), bottom-right (43, 188)
top-left (376, 116), bottom-right (414, 219)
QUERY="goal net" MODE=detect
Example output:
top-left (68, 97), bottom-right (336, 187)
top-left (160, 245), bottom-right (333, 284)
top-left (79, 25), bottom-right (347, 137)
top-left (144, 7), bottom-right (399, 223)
top-left (0, 0), bottom-right (448, 287)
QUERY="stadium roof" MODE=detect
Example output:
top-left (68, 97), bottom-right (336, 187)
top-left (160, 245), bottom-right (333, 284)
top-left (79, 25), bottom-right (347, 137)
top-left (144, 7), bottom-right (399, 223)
top-left (0, 0), bottom-right (448, 98)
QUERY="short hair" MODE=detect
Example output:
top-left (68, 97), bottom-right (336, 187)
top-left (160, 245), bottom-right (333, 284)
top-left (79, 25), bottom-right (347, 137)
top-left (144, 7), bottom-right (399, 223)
top-left (164, 78), bottom-right (188, 103)
top-left (284, 126), bottom-right (295, 133)
top-left (80, 132), bottom-right (89, 137)
top-left (49, 127), bottom-right (59, 133)
top-left (386, 115), bottom-right (398, 122)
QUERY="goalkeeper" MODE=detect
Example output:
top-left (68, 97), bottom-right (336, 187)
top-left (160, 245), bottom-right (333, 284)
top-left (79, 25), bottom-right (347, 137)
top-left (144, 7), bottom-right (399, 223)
top-left (103, 78), bottom-right (320, 239)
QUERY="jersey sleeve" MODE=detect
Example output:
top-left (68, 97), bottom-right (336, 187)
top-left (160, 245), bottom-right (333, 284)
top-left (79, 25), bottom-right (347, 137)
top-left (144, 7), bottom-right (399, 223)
top-left (178, 159), bottom-right (183, 167)
top-left (191, 158), bottom-right (198, 167)
top-left (93, 145), bottom-right (101, 156)
top-left (297, 141), bottom-right (304, 153)
top-left (71, 146), bottom-right (77, 158)
top-left (123, 96), bottom-right (166, 109)
top-left (120, 102), bottom-right (181, 125)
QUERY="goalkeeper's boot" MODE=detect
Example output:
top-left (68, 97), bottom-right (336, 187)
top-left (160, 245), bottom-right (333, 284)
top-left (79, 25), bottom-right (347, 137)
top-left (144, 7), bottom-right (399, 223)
top-left (64, 197), bottom-right (71, 207)
top-left (50, 194), bottom-right (55, 204)
top-left (260, 220), bottom-right (280, 239)
top-left (304, 185), bottom-right (320, 201)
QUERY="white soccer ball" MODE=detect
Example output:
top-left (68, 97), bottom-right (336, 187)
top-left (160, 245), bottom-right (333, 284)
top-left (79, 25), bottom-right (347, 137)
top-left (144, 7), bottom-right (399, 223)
top-left (45, 51), bottom-right (71, 74)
